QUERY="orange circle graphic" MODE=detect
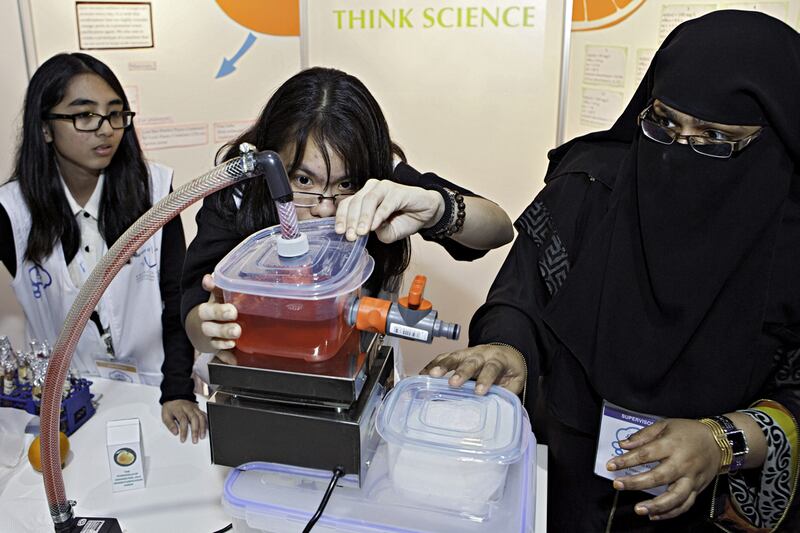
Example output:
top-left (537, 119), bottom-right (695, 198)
top-left (216, 0), bottom-right (300, 37)
top-left (572, 0), bottom-right (647, 31)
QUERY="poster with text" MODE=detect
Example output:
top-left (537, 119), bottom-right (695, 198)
top-left (307, 0), bottom-right (568, 369)
top-left (565, 1), bottom-right (800, 140)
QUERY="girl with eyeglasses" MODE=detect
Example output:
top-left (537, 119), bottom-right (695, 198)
top-left (0, 54), bottom-right (193, 393)
top-left (424, 10), bottom-right (799, 532)
top-left (164, 67), bottom-right (514, 443)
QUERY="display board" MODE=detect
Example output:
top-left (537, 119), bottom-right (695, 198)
top-left (0, 1), bottom-right (28, 179)
top-left (564, 1), bottom-right (800, 140)
top-left (3, 0), bottom-right (568, 372)
top-left (25, 0), bottom-right (304, 238)
top-left (1, 0), bottom-right (303, 347)
top-left (307, 0), bottom-right (568, 370)
top-left (0, 0), bottom-right (31, 347)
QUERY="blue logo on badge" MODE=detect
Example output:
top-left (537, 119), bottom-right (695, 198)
top-left (612, 426), bottom-right (639, 456)
top-left (29, 265), bottom-right (52, 299)
top-left (108, 370), bottom-right (134, 383)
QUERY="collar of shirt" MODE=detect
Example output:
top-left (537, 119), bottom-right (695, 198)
top-left (61, 173), bottom-right (105, 220)
top-left (60, 173), bottom-right (107, 288)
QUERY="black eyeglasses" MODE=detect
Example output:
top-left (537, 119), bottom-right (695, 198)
top-left (637, 105), bottom-right (762, 159)
top-left (43, 111), bottom-right (135, 132)
top-left (292, 191), bottom-right (355, 208)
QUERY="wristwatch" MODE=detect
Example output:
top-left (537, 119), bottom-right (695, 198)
top-left (712, 415), bottom-right (749, 473)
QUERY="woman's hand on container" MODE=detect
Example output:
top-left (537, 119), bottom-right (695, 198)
top-left (335, 179), bottom-right (444, 243)
top-left (420, 344), bottom-right (526, 395)
top-left (161, 399), bottom-right (207, 444)
top-left (605, 418), bottom-right (721, 520)
top-left (197, 274), bottom-right (240, 350)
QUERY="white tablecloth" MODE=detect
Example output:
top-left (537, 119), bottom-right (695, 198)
top-left (0, 378), bottom-right (231, 532)
top-left (0, 378), bottom-right (548, 532)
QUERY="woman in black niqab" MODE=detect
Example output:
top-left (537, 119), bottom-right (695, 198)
top-left (545, 9), bottom-right (800, 423)
top-left (424, 10), bottom-right (800, 532)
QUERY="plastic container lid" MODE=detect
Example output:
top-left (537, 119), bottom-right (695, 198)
top-left (376, 376), bottom-right (526, 464)
top-left (214, 218), bottom-right (373, 300)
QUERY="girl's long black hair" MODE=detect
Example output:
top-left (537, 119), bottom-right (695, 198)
top-left (12, 52), bottom-right (150, 264)
top-left (215, 67), bottom-right (410, 293)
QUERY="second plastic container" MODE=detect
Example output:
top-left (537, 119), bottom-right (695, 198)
top-left (214, 218), bottom-right (374, 362)
top-left (375, 375), bottom-right (527, 515)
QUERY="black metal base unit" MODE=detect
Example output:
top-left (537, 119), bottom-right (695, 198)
top-left (207, 344), bottom-right (392, 483)
top-left (208, 333), bottom-right (378, 406)
top-left (57, 517), bottom-right (123, 533)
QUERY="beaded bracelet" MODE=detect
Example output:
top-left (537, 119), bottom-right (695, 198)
top-left (419, 185), bottom-right (466, 240)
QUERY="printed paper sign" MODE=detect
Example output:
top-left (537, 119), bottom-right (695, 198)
top-left (658, 4), bottom-right (717, 41)
top-left (584, 45), bottom-right (627, 88)
top-left (213, 120), bottom-right (255, 144)
top-left (76, 2), bottom-right (154, 50)
top-left (95, 359), bottom-right (140, 384)
top-left (580, 88), bottom-right (624, 128)
top-left (594, 401), bottom-right (666, 496)
top-left (138, 123), bottom-right (209, 151)
top-left (106, 418), bottom-right (145, 492)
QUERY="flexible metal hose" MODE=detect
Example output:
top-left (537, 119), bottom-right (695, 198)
top-left (40, 150), bottom-right (272, 529)
top-left (276, 200), bottom-right (299, 239)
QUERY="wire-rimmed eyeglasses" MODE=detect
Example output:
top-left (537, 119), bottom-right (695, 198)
top-left (43, 111), bottom-right (135, 132)
top-left (637, 105), bottom-right (761, 159)
top-left (292, 191), bottom-right (355, 208)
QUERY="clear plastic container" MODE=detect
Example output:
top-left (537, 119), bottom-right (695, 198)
top-left (214, 218), bottom-right (374, 362)
top-left (375, 376), bottom-right (527, 515)
top-left (221, 434), bottom-right (536, 532)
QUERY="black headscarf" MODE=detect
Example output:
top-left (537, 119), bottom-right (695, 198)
top-left (542, 11), bottom-right (800, 418)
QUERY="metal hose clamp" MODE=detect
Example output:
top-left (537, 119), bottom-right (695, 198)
top-left (239, 142), bottom-right (257, 176)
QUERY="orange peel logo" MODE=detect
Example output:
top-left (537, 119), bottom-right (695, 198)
top-left (216, 0), bottom-right (300, 36)
top-left (572, 0), bottom-right (646, 31)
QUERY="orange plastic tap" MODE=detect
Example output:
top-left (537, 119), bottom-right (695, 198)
top-left (353, 296), bottom-right (392, 334)
top-left (398, 275), bottom-right (432, 311)
top-left (347, 273), bottom-right (460, 342)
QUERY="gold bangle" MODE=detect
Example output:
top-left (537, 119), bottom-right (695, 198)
top-left (487, 342), bottom-right (528, 405)
top-left (699, 418), bottom-right (733, 474)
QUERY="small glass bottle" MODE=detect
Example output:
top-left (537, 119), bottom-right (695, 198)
top-left (0, 335), bottom-right (12, 353)
top-left (16, 352), bottom-right (30, 386)
top-left (62, 373), bottom-right (72, 399)
top-left (2, 359), bottom-right (16, 398)
top-left (31, 340), bottom-right (50, 360)
top-left (30, 367), bottom-right (44, 407)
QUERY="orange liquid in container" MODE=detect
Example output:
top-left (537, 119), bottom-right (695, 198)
top-left (225, 287), bottom-right (356, 362)
top-left (233, 329), bottom-right (364, 375)
top-left (214, 218), bottom-right (374, 363)
top-left (235, 312), bottom-right (352, 362)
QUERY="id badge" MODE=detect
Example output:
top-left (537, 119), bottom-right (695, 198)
top-left (95, 358), bottom-right (141, 384)
top-left (594, 400), bottom-right (666, 496)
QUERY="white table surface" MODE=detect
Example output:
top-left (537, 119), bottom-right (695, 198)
top-left (0, 378), bottom-right (548, 533)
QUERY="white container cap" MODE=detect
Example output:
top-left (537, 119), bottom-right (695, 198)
top-left (376, 376), bottom-right (527, 464)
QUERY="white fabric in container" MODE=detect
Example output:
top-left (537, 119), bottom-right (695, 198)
top-left (387, 396), bottom-right (515, 513)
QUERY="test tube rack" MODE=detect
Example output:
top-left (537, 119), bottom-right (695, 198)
top-left (0, 378), bottom-right (96, 436)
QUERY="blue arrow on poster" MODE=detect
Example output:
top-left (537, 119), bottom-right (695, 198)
top-left (216, 32), bottom-right (257, 78)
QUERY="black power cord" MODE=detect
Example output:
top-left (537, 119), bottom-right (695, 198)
top-left (210, 466), bottom-right (345, 533)
top-left (302, 466), bottom-right (346, 533)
